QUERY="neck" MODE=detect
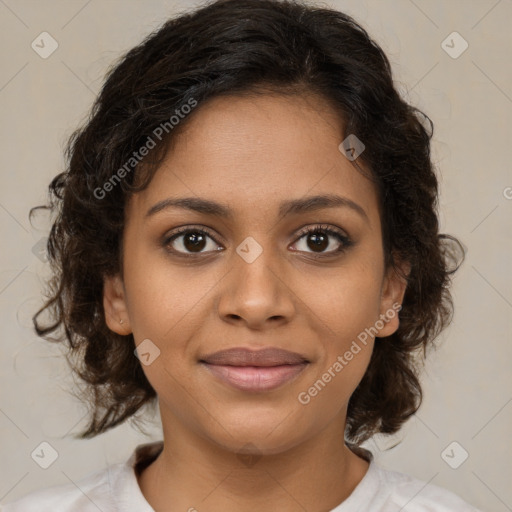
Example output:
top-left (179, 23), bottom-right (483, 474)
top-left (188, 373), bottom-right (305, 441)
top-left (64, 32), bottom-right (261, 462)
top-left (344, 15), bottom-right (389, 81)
top-left (138, 415), bottom-right (370, 512)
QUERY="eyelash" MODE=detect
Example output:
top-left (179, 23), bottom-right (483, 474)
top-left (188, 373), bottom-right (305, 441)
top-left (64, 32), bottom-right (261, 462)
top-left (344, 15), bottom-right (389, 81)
top-left (294, 224), bottom-right (353, 255)
top-left (163, 224), bottom-right (353, 259)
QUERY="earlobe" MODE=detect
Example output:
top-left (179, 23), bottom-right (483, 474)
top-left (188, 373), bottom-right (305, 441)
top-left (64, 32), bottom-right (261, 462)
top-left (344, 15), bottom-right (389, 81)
top-left (377, 260), bottom-right (410, 338)
top-left (103, 274), bottom-right (132, 335)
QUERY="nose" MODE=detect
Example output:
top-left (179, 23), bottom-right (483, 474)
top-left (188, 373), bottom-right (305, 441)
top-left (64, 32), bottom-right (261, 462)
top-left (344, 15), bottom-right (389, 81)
top-left (216, 243), bottom-right (296, 330)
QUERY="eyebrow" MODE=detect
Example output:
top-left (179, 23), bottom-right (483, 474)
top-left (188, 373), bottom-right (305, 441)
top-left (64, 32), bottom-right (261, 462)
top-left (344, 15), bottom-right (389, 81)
top-left (146, 194), bottom-right (368, 222)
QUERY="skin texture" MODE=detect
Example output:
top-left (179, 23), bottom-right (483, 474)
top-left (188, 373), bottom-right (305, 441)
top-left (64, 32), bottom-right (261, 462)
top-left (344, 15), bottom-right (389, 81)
top-left (103, 93), bottom-right (408, 512)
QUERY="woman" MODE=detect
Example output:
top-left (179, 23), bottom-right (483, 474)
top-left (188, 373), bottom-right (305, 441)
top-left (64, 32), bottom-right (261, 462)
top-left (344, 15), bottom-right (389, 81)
top-left (2, 0), bottom-right (480, 510)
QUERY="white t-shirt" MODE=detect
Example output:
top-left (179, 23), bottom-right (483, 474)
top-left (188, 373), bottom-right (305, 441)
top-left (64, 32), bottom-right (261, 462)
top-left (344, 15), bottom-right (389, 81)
top-left (1, 441), bottom-right (481, 511)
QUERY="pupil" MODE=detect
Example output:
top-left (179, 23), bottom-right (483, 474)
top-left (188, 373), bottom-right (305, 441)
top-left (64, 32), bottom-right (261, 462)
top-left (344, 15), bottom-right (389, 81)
top-left (185, 232), bottom-right (206, 252)
top-left (309, 232), bottom-right (328, 252)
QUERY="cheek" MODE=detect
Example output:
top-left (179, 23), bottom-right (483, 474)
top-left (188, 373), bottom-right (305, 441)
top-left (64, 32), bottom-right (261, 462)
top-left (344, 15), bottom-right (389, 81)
top-left (297, 289), bottom-right (376, 420)
top-left (122, 245), bottom-right (220, 343)
top-left (294, 255), bottom-right (382, 405)
top-left (298, 256), bottom-right (384, 340)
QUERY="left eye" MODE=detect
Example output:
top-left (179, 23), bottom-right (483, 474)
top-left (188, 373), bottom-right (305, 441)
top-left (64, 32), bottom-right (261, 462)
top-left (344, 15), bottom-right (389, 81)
top-left (291, 226), bottom-right (352, 255)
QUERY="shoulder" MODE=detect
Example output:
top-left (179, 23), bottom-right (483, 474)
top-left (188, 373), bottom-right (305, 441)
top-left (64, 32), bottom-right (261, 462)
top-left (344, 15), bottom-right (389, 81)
top-left (375, 464), bottom-right (482, 511)
top-left (1, 441), bottom-right (163, 512)
top-left (1, 463), bottom-right (122, 512)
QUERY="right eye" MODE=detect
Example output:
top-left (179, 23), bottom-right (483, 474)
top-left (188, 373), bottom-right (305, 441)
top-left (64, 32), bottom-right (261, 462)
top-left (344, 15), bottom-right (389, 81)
top-left (163, 226), bottom-right (224, 257)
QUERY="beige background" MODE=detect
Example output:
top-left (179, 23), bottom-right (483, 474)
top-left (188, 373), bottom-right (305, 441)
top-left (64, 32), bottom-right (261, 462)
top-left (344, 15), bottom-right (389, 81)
top-left (0, 0), bottom-right (511, 510)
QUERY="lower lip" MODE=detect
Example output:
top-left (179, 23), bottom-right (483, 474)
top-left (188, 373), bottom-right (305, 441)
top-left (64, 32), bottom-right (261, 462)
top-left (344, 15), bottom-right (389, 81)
top-left (201, 363), bottom-right (308, 392)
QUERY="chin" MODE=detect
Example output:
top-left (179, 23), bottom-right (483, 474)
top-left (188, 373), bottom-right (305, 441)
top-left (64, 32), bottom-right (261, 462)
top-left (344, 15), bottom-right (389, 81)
top-left (205, 408), bottom-right (309, 457)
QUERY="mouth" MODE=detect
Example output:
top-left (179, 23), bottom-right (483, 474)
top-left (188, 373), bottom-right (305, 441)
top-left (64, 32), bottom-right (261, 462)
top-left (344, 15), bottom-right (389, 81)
top-left (199, 347), bottom-right (310, 392)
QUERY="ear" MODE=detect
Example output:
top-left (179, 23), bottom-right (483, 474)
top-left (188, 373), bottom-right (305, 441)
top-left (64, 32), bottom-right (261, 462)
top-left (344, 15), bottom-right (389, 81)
top-left (376, 258), bottom-right (410, 338)
top-left (103, 274), bottom-right (132, 335)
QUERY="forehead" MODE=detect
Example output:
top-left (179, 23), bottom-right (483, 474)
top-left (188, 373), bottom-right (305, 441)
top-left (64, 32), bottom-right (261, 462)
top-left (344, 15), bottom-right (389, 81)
top-left (127, 93), bottom-right (380, 227)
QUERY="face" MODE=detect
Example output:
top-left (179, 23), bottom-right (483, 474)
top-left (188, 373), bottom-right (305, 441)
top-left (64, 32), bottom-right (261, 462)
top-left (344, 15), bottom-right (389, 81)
top-left (104, 93), bottom-right (407, 456)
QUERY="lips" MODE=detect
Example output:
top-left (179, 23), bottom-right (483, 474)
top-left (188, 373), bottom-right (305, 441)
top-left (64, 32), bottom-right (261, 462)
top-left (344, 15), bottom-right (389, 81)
top-left (200, 347), bottom-right (308, 367)
top-left (199, 347), bottom-right (309, 392)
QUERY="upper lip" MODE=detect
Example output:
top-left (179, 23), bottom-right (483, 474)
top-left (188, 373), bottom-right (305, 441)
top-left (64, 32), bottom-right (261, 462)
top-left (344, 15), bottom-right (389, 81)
top-left (200, 347), bottom-right (309, 367)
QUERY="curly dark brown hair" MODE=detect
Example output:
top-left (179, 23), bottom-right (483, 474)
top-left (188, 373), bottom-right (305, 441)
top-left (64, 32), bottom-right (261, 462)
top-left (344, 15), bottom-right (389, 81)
top-left (32, 0), bottom-right (463, 443)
